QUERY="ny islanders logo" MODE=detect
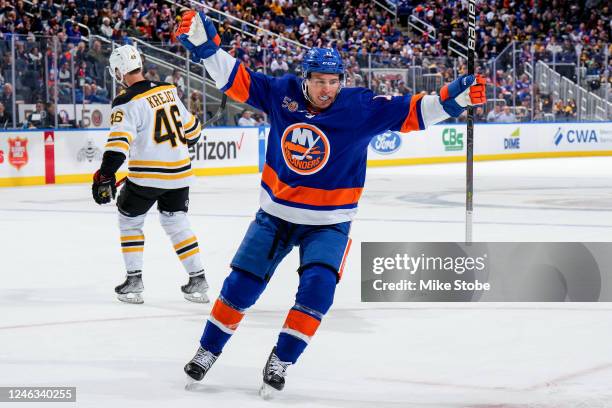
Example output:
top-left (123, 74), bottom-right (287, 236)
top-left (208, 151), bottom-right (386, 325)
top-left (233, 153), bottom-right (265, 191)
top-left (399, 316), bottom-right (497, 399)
top-left (281, 123), bottom-right (330, 175)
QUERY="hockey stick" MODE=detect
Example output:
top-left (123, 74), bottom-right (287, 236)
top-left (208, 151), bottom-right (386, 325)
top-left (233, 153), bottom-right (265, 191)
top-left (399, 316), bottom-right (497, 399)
top-left (113, 94), bottom-right (228, 189)
top-left (202, 93), bottom-right (228, 128)
top-left (465, 0), bottom-right (476, 243)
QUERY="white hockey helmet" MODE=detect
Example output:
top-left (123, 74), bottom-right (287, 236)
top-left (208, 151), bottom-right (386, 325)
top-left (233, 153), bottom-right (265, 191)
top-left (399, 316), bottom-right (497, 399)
top-left (108, 44), bottom-right (142, 85)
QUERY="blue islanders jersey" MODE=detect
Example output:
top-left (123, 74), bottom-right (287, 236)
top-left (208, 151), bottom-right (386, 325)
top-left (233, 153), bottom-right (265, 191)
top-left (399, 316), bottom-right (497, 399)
top-left (203, 50), bottom-right (448, 225)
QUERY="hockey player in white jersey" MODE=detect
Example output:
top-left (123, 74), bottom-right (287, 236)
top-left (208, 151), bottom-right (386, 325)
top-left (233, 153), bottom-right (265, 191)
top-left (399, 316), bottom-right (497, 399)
top-left (92, 44), bottom-right (209, 304)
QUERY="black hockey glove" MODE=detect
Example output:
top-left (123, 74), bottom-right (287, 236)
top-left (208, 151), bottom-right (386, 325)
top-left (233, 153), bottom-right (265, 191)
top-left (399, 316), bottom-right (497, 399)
top-left (92, 170), bottom-right (117, 204)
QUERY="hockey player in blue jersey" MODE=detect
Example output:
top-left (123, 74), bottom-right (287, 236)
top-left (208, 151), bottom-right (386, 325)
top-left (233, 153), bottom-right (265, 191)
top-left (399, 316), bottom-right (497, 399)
top-left (175, 10), bottom-right (486, 397)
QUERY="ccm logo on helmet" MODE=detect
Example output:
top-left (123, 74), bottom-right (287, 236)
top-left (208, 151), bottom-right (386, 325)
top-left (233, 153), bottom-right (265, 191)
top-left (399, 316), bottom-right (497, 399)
top-left (281, 123), bottom-right (330, 175)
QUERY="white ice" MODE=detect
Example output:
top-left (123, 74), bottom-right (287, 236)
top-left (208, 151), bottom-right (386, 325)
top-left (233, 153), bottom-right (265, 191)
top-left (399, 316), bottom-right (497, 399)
top-left (1, 157), bottom-right (612, 408)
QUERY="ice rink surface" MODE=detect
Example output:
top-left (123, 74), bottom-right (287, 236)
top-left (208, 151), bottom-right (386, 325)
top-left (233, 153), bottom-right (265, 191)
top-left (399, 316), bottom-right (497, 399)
top-left (1, 157), bottom-right (612, 408)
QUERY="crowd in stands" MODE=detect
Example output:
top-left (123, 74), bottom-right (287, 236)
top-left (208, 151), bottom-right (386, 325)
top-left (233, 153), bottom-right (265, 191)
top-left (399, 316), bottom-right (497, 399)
top-left (0, 0), bottom-right (609, 127)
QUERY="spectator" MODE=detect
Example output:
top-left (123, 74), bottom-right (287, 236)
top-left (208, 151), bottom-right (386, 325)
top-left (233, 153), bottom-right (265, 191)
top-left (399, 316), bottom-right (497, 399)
top-left (43, 102), bottom-right (60, 128)
top-left (145, 67), bottom-right (161, 82)
top-left (498, 106), bottom-right (517, 123)
top-left (0, 83), bottom-right (14, 122)
top-left (28, 46), bottom-right (43, 64)
top-left (99, 16), bottom-right (113, 38)
top-left (25, 101), bottom-right (48, 128)
top-left (474, 106), bottom-right (486, 123)
top-left (0, 101), bottom-right (10, 128)
top-left (562, 99), bottom-right (577, 119)
top-left (164, 68), bottom-right (185, 93)
top-left (237, 110), bottom-right (260, 126)
top-left (270, 56), bottom-right (289, 76)
top-left (486, 105), bottom-right (502, 122)
top-left (86, 40), bottom-right (106, 82)
top-left (82, 83), bottom-right (108, 104)
top-left (58, 62), bottom-right (72, 86)
top-left (0, 0), bottom-right (608, 128)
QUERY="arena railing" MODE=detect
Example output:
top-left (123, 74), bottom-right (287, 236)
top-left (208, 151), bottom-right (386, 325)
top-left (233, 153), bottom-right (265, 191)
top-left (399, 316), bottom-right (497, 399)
top-left (2, 34), bottom-right (610, 129)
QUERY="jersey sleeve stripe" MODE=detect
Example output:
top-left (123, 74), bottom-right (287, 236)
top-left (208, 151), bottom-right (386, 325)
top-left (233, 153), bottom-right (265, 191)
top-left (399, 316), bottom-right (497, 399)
top-left (107, 136), bottom-right (130, 144)
top-left (400, 93), bottom-right (425, 133)
top-left (128, 158), bottom-right (191, 167)
top-left (223, 63), bottom-right (251, 103)
top-left (184, 115), bottom-right (196, 130)
top-left (185, 117), bottom-right (200, 134)
top-left (109, 131), bottom-right (134, 143)
top-left (185, 127), bottom-right (202, 140)
top-left (105, 141), bottom-right (129, 151)
top-left (261, 164), bottom-right (363, 207)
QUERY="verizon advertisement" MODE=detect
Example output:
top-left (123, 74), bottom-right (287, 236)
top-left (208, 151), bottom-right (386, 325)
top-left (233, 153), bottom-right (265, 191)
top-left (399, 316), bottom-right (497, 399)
top-left (188, 127), bottom-right (260, 174)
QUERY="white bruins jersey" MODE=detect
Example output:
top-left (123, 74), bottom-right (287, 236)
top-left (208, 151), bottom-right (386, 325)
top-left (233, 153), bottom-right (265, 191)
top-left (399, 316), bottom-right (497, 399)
top-left (105, 81), bottom-right (201, 189)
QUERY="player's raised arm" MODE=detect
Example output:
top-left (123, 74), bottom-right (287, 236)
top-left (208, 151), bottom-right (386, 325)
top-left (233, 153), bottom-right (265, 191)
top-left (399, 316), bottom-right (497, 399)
top-left (175, 10), bottom-right (274, 114)
top-left (361, 74), bottom-right (486, 136)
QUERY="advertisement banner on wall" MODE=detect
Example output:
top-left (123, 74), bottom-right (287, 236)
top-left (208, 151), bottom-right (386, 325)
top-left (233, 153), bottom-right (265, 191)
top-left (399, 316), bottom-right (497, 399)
top-left (188, 127), bottom-right (260, 175)
top-left (367, 122), bottom-right (612, 165)
top-left (18, 104), bottom-right (112, 129)
top-left (1, 123), bottom-right (610, 187)
top-left (0, 131), bottom-right (46, 186)
top-left (53, 130), bottom-right (127, 183)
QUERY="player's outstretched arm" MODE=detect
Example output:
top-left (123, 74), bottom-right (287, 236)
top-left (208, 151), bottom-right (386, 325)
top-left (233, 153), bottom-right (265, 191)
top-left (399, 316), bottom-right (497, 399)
top-left (363, 74), bottom-right (486, 136)
top-left (175, 10), bottom-right (274, 113)
top-left (416, 74), bottom-right (487, 130)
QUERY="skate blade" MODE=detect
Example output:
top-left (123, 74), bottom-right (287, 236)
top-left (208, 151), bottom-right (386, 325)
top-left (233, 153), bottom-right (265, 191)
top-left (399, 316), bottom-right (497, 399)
top-left (184, 292), bottom-right (210, 304)
top-left (259, 383), bottom-right (276, 400)
top-left (117, 293), bottom-right (143, 304)
top-left (184, 375), bottom-right (200, 391)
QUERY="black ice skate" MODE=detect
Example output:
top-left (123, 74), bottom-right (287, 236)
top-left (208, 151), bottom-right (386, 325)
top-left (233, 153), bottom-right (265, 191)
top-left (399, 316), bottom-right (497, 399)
top-left (184, 346), bottom-right (218, 387)
top-left (181, 271), bottom-right (209, 303)
top-left (259, 347), bottom-right (292, 399)
top-left (114, 271), bottom-right (144, 304)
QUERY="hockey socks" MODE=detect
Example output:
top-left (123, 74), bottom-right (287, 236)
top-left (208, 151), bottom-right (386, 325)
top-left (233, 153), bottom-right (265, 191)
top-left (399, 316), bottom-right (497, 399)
top-left (160, 211), bottom-right (203, 274)
top-left (119, 213), bottom-right (146, 271)
top-left (199, 264), bottom-right (336, 364)
top-left (275, 264), bottom-right (336, 363)
top-left (200, 269), bottom-right (267, 354)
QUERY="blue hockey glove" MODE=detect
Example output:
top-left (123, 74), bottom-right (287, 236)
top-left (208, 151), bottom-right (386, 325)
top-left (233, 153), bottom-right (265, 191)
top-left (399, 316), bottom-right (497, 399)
top-left (439, 74), bottom-right (487, 117)
top-left (176, 10), bottom-right (221, 63)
